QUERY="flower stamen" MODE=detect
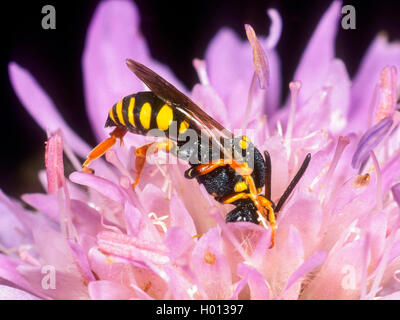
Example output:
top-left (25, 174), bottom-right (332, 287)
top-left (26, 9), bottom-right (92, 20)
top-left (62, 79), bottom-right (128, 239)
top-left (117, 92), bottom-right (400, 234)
top-left (351, 117), bottom-right (393, 170)
top-left (241, 72), bottom-right (257, 132)
top-left (193, 59), bottom-right (209, 86)
top-left (320, 136), bottom-right (350, 202)
top-left (285, 81), bottom-right (301, 154)
top-left (148, 212), bottom-right (168, 233)
top-left (203, 250), bottom-right (216, 265)
top-left (325, 136), bottom-right (350, 183)
top-left (375, 66), bottom-right (398, 123)
top-left (354, 173), bottom-right (370, 187)
top-left (370, 151), bottom-right (383, 212)
top-left (245, 24), bottom-right (269, 89)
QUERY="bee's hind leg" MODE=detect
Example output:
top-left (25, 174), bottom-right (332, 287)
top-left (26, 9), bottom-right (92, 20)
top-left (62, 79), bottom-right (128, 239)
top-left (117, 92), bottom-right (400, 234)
top-left (132, 139), bottom-right (175, 189)
top-left (82, 127), bottom-right (127, 173)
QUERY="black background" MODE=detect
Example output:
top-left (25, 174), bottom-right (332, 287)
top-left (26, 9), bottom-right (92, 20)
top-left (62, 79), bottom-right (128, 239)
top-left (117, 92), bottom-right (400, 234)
top-left (1, 0), bottom-right (399, 197)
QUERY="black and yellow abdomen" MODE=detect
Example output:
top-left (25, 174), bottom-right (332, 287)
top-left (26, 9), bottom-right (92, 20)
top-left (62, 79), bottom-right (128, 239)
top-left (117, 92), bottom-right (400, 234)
top-left (105, 91), bottom-right (190, 138)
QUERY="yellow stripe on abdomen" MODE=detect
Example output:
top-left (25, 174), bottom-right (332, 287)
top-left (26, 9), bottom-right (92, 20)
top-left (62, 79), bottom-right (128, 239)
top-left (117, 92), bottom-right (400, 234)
top-left (139, 102), bottom-right (152, 130)
top-left (109, 107), bottom-right (116, 123)
top-left (116, 99), bottom-right (126, 126)
top-left (156, 104), bottom-right (173, 131)
top-left (128, 97), bottom-right (136, 127)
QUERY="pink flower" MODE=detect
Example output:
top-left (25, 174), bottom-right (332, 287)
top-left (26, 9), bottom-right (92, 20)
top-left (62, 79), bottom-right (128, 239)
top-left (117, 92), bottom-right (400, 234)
top-left (2, 0), bottom-right (400, 300)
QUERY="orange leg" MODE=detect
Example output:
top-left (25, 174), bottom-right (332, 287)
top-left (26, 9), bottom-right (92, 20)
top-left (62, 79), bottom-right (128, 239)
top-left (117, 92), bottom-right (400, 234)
top-left (82, 127), bottom-right (127, 173)
top-left (259, 196), bottom-right (277, 248)
top-left (132, 140), bottom-right (174, 189)
top-left (186, 159), bottom-right (253, 178)
top-left (221, 192), bottom-right (250, 204)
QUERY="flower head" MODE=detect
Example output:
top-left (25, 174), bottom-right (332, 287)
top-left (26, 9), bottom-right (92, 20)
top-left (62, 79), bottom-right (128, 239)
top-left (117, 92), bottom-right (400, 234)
top-left (2, 0), bottom-right (400, 300)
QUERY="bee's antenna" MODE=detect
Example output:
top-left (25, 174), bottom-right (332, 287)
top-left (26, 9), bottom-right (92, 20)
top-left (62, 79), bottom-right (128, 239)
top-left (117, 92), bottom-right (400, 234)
top-left (263, 150), bottom-right (272, 201)
top-left (274, 153), bottom-right (311, 213)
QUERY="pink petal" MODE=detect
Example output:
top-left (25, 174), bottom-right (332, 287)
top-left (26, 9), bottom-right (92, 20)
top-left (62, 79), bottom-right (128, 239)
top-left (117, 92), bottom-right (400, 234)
top-left (124, 201), bottom-right (162, 243)
top-left (292, 1), bottom-right (341, 106)
top-left (164, 226), bottom-right (195, 265)
top-left (140, 184), bottom-right (169, 217)
top-left (359, 212), bottom-right (387, 269)
top-left (67, 240), bottom-right (96, 283)
top-left (261, 135), bottom-right (289, 201)
top-left (17, 265), bottom-right (90, 300)
top-left (128, 283), bottom-right (155, 300)
top-left (21, 193), bottom-right (58, 221)
top-left (22, 193), bottom-right (105, 239)
top-left (191, 83), bottom-right (228, 128)
top-left (98, 231), bottom-right (167, 254)
top-left (205, 28), bottom-right (252, 108)
top-left (169, 165), bottom-right (214, 235)
top-left (381, 153), bottom-right (400, 197)
top-left (276, 226), bottom-right (305, 299)
top-left (88, 247), bottom-right (131, 283)
top-left (205, 11), bottom-right (282, 117)
top-left (0, 255), bottom-right (43, 298)
top-left (31, 223), bottom-right (76, 273)
top-left (302, 238), bottom-right (368, 299)
top-left (293, 59), bottom-right (351, 137)
top-left (265, 9), bottom-right (282, 49)
top-left (205, 28), bottom-right (258, 128)
top-left (191, 227), bottom-right (232, 299)
top-left (69, 172), bottom-right (125, 203)
top-left (209, 206), bottom-right (257, 263)
top-left (249, 228), bottom-right (272, 267)
top-left (164, 266), bottom-right (197, 299)
top-left (128, 264), bottom-right (169, 299)
top-left (0, 190), bottom-right (49, 250)
top-left (88, 280), bottom-right (134, 300)
top-left (282, 250), bottom-right (328, 294)
top-left (259, 226), bottom-right (304, 299)
top-left (365, 213), bottom-right (400, 299)
top-left (262, 49), bottom-right (281, 116)
top-left (97, 231), bottom-right (169, 265)
top-left (68, 200), bottom-right (105, 237)
top-left (237, 263), bottom-right (270, 300)
top-left (263, 9), bottom-right (282, 114)
top-left (379, 291), bottom-right (400, 300)
top-left (169, 195), bottom-right (197, 236)
top-left (37, 170), bottom-right (90, 203)
top-left (277, 198), bottom-right (323, 258)
top-left (0, 285), bottom-right (40, 300)
top-left (8, 62), bottom-right (90, 157)
top-left (82, 0), bottom-right (185, 140)
top-left (230, 278), bottom-right (248, 300)
top-left (0, 198), bottom-right (29, 250)
top-left (350, 35), bottom-right (400, 129)
top-left (388, 240), bottom-right (400, 265)
top-left (88, 248), bottom-right (168, 299)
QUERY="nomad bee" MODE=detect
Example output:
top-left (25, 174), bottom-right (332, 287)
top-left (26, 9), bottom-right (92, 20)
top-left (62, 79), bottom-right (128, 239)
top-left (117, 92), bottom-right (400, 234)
top-left (82, 59), bottom-right (311, 247)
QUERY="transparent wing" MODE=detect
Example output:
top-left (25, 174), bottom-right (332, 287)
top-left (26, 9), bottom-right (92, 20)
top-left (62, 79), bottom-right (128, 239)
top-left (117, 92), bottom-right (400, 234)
top-left (126, 59), bottom-right (235, 160)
